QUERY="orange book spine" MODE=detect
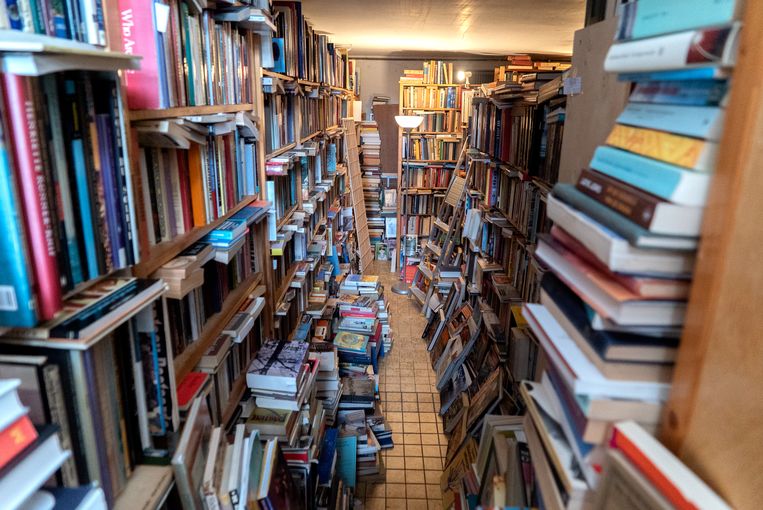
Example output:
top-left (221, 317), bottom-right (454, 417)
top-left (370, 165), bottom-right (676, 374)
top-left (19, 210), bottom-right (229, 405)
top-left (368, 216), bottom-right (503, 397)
top-left (0, 415), bottom-right (37, 470)
top-left (606, 124), bottom-right (715, 170)
top-left (188, 144), bottom-right (206, 227)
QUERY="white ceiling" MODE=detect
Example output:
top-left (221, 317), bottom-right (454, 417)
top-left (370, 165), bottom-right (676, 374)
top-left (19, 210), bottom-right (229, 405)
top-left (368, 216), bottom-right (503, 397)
top-left (298, 0), bottom-right (586, 58)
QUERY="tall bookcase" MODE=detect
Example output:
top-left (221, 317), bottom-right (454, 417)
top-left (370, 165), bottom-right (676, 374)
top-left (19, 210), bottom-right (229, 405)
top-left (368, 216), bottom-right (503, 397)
top-left (0, 0), bottom-right (357, 507)
top-left (395, 77), bottom-right (467, 281)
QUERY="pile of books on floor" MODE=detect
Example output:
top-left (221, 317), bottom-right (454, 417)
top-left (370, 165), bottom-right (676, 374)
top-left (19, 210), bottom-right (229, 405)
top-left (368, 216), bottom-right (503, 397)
top-left (311, 340), bottom-right (343, 425)
top-left (516, 4), bottom-right (739, 508)
top-left (0, 379), bottom-right (106, 509)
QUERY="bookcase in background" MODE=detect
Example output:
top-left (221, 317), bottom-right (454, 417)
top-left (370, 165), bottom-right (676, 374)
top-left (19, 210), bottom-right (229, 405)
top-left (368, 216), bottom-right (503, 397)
top-left (395, 66), bottom-right (473, 285)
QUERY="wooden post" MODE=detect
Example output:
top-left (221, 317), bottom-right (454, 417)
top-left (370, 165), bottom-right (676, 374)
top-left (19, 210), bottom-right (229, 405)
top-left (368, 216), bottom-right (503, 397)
top-left (659, 3), bottom-right (763, 508)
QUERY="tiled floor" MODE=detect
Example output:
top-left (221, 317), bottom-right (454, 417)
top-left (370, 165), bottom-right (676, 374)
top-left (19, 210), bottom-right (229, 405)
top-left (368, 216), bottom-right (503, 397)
top-left (357, 261), bottom-right (445, 510)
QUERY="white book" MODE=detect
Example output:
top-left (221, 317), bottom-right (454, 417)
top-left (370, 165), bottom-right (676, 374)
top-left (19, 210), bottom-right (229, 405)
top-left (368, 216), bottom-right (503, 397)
top-left (523, 304), bottom-right (672, 402)
top-left (546, 195), bottom-right (695, 275)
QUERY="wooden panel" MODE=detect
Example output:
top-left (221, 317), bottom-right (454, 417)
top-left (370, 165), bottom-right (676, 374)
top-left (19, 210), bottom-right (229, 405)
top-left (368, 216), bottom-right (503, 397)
top-left (374, 103), bottom-right (400, 177)
top-left (557, 17), bottom-right (630, 185)
top-left (659, 3), bottom-right (763, 509)
top-left (342, 118), bottom-right (373, 272)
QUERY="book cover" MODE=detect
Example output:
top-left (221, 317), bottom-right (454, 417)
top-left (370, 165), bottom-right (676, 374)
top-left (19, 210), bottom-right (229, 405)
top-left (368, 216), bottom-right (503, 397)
top-left (333, 331), bottom-right (370, 353)
top-left (2, 73), bottom-right (62, 320)
top-left (605, 24), bottom-right (740, 74)
top-left (247, 340), bottom-right (308, 381)
top-left (0, 414), bottom-right (37, 470)
top-left (616, 0), bottom-right (741, 41)
top-left (629, 80), bottom-right (728, 107)
top-left (606, 124), bottom-right (717, 172)
top-left (617, 102), bottom-right (725, 140)
top-left (119, 0), bottom-right (162, 109)
top-left (590, 146), bottom-right (711, 206)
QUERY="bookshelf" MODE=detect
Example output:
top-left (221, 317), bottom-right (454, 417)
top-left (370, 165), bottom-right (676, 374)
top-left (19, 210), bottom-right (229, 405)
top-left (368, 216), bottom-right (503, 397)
top-left (395, 68), bottom-right (472, 283)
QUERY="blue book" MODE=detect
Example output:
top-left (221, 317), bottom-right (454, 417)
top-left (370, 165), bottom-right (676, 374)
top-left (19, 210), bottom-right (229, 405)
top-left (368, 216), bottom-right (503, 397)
top-left (590, 146), bottom-right (711, 206)
top-left (335, 435), bottom-right (357, 488)
top-left (630, 79), bottom-right (728, 106)
top-left (616, 0), bottom-right (740, 41)
top-left (0, 119), bottom-right (37, 327)
top-left (617, 102), bottom-right (725, 140)
top-left (618, 67), bottom-right (729, 82)
top-left (318, 428), bottom-right (338, 486)
top-left (272, 38), bottom-right (286, 73)
top-left (40, 485), bottom-right (105, 508)
top-left (63, 79), bottom-right (99, 280)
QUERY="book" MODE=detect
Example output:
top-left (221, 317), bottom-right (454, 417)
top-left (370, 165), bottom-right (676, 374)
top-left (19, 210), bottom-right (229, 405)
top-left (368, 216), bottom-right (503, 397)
top-left (605, 24), bottom-right (741, 74)
top-left (591, 146), bottom-right (713, 207)
top-left (610, 421), bottom-right (732, 510)
top-left (540, 272), bottom-right (678, 364)
top-left (0, 413), bottom-right (37, 470)
top-left (256, 440), bottom-right (299, 508)
top-left (535, 235), bottom-right (686, 327)
top-left (615, 0), bottom-right (742, 41)
top-left (171, 396), bottom-right (212, 510)
top-left (576, 169), bottom-right (703, 236)
top-left (629, 80), bottom-right (728, 107)
top-left (606, 124), bottom-right (717, 172)
top-left (616, 102), bottom-right (725, 141)
top-left (0, 424), bottom-right (70, 510)
top-left (523, 304), bottom-right (672, 402)
top-left (246, 340), bottom-right (309, 393)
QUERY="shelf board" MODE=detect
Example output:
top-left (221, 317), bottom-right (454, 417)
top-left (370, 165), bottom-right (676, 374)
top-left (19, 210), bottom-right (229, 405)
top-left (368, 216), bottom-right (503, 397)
top-left (298, 79), bottom-right (320, 87)
top-left (133, 196), bottom-right (256, 278)
top-left (276, 204), bottom-right (297, 229)
top-left (0, 31), bottom-right (140, 76)
top-left (300, 131), bottom-right (320, 143)
top-left (221, 372), bottom-right (249, 424)
top-left (406, 159), bottom-right (458, 163)
top-left (401, 107), bottom-right (461, 111)
top-left (173, 272), bottom-right (262, 382)
top-left (412, 131), bottom-right (463, 135)
top-left (114, 465), bottom-right (173, 510)
top-left (401, 83), bottom-right (465, 87)
top-left (130, 103), bottom-right (255, 121)
top-left (274, 265), bottom-right (300, 305)
top-left (265, 142), bottom-right (297, 160)
top-left (262, 69), bottom-right (295, 82)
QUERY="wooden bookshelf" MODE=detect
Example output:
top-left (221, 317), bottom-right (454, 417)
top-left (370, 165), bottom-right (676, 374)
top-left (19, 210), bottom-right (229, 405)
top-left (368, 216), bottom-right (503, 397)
top-left (262, 69), bottom-right (296, 82)
top-left (401, 107), bottom-right (461, 111)
top-left (222, 372), bottom-right (249, 424)
top-left (132, 196), bottom-right (257, 278)
top-left (274, 265), bottom-right (300, 306)
top-left (276, 204), bottom-right (298, 230)
top-left (173, 271), bottom-right (263, 382)
top-left (300, 130), bottom-right (321, 143)
top-left (130, 103), bottom-right (255, 121)
top-left (114, 465), bottom-right (173, 510)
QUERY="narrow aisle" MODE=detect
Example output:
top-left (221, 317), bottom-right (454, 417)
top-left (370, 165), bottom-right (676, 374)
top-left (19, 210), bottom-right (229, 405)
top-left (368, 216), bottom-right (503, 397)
top-left (358, 261), bottom-right (446, 509)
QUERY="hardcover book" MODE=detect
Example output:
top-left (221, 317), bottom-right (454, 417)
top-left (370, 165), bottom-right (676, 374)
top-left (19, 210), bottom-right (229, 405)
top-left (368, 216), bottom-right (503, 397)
top-left (247, 340), bottom-right (309, 392)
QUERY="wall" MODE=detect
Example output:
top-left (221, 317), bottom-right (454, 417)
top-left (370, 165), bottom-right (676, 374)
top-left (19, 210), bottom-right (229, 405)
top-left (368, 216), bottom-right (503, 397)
top-left (354, 58), bottom-right (507, 119)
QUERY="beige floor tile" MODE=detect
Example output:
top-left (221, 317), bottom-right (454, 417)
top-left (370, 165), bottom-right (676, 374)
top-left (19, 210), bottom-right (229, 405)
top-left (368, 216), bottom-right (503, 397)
top-left (387, 498), bottom-right (407, 509)
top-left (402, 412), bottom-right (419, 423)
top-left (405, 457), bottom-right (424, 470)
top-left (402, 402), bottom-right (418, 412)
top-left (406, 484), bottom-right (428, 499)
top-left (404, 444), bottom-right (423, 456)
top-left (401, 392), bottom-right (417, 402)
top-left (387, 469), bottom-right (406, 483)
top-left (405, 470), bottom-right (425, 484)
top-left (420, 423), bottom-right (438, 434)
top-left (407, 500), bottom-right (427, 510)
top-left (366, 498), bottom-right (386, 510)
top-left (386, 456), bottom-right (405, 470)
top-left (387, 446), bottom-right (404, 457)
top-left (422, 445), bottom-right (440, 457)
top-left (421, 434), bottom-right (439, 445)
top-left (423, 457), bottom-right (442, 470)
top-left (426, 484), bottom-right (441, 499)
top-left (367, 483), bottom-right (386, 499)
top-left (386, 483), bottom-right (406, 499)
top-left (419, 413), bottom-right (437, 423)
top-left (386, 401), bottom-right (402, 412)
top-left (403, 422), bottom-right (421, 433)
top-left (424, 470), bottom-right (441, 484)
top-left (427, 500), bottom-right (443, 510)
top-left (403, 433), bottom-right (422, 445)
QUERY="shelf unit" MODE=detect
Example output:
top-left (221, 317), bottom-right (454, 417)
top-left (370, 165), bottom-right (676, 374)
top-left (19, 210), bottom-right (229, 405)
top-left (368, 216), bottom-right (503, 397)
top-left (395, 78), bottom-right (469, 281)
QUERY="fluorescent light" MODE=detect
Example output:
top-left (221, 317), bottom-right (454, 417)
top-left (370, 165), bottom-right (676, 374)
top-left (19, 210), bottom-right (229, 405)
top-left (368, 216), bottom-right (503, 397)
top-left (456, 70), bottom-right (465, 82)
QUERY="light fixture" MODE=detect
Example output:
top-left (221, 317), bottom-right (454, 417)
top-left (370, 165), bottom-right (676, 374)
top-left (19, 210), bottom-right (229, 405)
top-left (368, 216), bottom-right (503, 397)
top-left (394, 115), bottom-right (424, 129)
top-left (456, 70), bottom-right (465, 82)
top-left (392, 114), bottom-right (424, 295)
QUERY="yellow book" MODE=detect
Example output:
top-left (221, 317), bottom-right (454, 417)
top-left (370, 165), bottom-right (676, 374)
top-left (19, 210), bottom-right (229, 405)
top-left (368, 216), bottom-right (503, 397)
top-left (607, 124), bottom-right (718, 172)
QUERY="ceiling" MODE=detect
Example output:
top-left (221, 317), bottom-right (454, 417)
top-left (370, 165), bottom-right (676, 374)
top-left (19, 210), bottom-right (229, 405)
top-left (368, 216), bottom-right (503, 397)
top-left (298, 0), bottom-right (586, 58)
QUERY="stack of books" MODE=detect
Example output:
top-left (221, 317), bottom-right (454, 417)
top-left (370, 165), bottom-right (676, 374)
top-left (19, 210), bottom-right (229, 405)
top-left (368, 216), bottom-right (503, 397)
top-left (152, 243), bottom-right (213, 300)
top-left (246, 340), bottom-right (316, 412)
top-left (519, 2), bottom-right (741, 507)
top-left (311, 341), bottom-right (343, 425)
top-left (0, 379), bottom-right (105, 509)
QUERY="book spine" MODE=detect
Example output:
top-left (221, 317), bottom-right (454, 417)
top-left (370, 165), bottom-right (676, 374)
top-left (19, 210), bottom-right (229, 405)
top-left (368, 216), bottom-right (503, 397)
top-left (3, 74), bottom-right (62, 320)
top-left (42, 363), bottom-right (80, 486)
top-left (576, 169), bottom-right (660, 231)
top-left (96, 115), bottom-right (125, 268)
top-left (0, 415), bottom-right (37, 469)
top-left (605, 25), bottom-right (739, 74)
top-left (188, 143), bottom-right (206, 227)
top-left (60, 78), bottom-right (99, 280)
top-left (43, 76), bottom-right (84, 286)
top-left (629, 80), bottom-right (728, 107)
top-left (82, 79), bottom-right (113, 274)
top-left (118, 0), bottom-right (161, 109)
top-left (617, 102), bottom-right (725, 140)
top-left (616, 0), bottom-right (739, 41)
top-left (590, 146), bottom-right (709, 206)
top-left (45, 0), bottom-right (68, 38)
top-left (606, 124), bottom-right (717, 171)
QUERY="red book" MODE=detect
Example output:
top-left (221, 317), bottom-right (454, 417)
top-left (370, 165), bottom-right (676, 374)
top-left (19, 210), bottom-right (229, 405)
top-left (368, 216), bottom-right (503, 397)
top-left (118, 0), bottom-right (161, 109)
top-left (0, 414), bottom-right (37, 470)
top-left (176, 372), bottom-right (209, 412)
top-left (2, 74), bottom-right (62, 320)
top-left (176, 150), bottom-right (193, 234)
